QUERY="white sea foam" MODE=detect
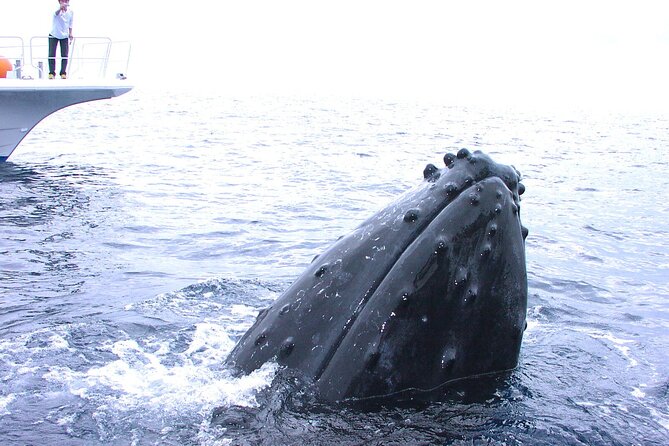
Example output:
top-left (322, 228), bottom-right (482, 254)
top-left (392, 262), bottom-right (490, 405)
top-left (524, 317), bottom-right (540, 333)
top-left (631, 386), bottom-right (646, 398)
top-left (0, 328), bottom-right (74, 383)
top-left (43, 321), bottom-right (277, 417)
top-left (519, 308), bottom-right (542, 346)
top-left (229, 304), bottom-right (262, 317)
top-left (0, 393), bottom-right (16, 415)
top-left (226, 304), bottom-right (264, 332)
top-left (588, 331), bottom-right (639, 368)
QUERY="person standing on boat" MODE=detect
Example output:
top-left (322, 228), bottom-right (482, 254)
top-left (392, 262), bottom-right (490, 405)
top-left (48, 0), bottom-right (74, 79)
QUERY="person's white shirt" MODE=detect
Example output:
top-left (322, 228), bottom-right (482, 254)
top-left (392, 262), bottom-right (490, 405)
top-left (51, 8), bottom-right (74, 39)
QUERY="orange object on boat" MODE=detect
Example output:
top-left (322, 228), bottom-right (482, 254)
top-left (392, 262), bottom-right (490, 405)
top-left (0, 56), bottom-right (12, 78)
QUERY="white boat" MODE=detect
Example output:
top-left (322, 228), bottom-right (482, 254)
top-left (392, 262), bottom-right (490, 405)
top-left (0, 36), bottom-right (133, 162)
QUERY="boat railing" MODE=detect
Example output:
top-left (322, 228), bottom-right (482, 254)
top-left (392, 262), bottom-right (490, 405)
top-left (0, 35), bottom-right (131, 80)
top-left (0, 36), bottom-right (25, 77)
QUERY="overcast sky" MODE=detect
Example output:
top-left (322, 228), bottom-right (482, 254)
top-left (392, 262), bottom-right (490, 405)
top-left (3, 1), bottom-right (669, 110)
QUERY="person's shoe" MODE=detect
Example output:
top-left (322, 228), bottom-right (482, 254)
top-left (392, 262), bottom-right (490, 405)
top-left (60, 74), bottom-right (67, 79)
top-left (48, 73), bottom-right (55, 79)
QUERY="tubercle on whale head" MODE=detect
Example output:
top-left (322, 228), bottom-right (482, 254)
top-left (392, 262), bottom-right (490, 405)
top-left (423, 163), bottom-right (440, 181)
top-left (425, 149), bottom-right (525, 203)
top-left (427, 149), bottom-right (528, 240)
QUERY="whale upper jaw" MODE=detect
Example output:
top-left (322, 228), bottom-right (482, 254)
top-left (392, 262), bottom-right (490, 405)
top-left (226, 149), bottom-right (528, 402)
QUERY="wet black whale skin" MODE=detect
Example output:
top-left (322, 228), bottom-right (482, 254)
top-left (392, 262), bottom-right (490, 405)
top-left (226, 149), bottom-right (528, 402)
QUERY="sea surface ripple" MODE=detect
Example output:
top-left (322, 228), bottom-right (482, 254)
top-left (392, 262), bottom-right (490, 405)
top-left (1, 90), bottom-right (668, 445)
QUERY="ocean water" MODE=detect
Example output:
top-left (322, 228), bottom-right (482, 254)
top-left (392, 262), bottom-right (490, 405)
top-left (1, 89), bottom-right (668, 445)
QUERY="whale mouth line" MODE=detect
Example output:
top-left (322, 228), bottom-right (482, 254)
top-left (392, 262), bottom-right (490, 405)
top-left (345, 365), bottom-right (519, 403)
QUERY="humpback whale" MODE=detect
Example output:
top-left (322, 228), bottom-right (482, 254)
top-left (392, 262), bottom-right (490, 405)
top-left (226, 149), bottom-right (528, 402)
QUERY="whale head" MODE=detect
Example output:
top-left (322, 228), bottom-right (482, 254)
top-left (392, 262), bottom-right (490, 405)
top-left (226, 149), bottom-right (528, 402)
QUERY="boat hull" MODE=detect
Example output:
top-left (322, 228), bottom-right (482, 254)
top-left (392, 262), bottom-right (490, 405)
top-left (0, 79), bottom-right (132, 161)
